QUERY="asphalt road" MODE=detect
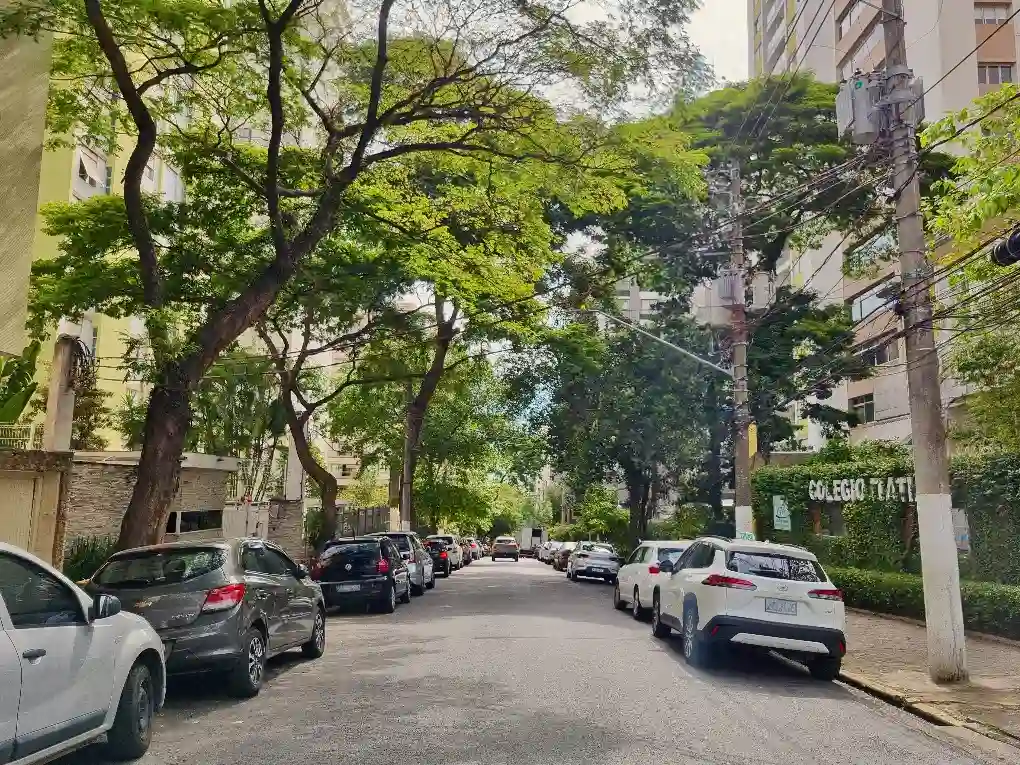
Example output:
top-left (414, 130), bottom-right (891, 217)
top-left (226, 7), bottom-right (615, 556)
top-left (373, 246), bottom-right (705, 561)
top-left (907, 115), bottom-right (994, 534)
top-left (69, 557), bottom-right (1009, 765)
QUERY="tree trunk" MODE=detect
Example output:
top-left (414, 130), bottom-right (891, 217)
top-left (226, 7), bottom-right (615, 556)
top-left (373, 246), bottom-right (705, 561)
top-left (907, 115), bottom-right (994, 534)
top-left (116, 382), bottom-right (191, 549)
top-left (281, 401), bottom-right (340, 540)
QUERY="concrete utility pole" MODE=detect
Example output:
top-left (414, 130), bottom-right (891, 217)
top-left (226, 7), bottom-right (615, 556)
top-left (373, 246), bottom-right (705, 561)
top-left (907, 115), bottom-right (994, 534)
top-left (727, 164), bottom-right (754, 541)
top-left (882, 0), bottom-right (967, 682)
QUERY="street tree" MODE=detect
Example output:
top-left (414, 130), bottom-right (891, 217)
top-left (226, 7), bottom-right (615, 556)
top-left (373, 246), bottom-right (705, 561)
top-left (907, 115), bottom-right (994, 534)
top-left (2, 0), bottom-right (706, 549)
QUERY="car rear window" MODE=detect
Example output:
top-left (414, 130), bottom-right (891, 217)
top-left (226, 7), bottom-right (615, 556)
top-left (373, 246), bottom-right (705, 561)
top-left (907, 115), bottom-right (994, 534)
top-left (380, 535), bottom-right (411, 551)
top-left (583, 544), bottom-right (614, 554)
top-left (658, 546), bottom-right (688, 562)
top-left (429, 536), bottom-right (455, 545)
top-left (93, 548), bottom-right (226, 588)
top-left (495, 537), bottom-right (515, 543)
top-left (322, 541), bottom-right (379, 563)
top-left (726, 551), bottom-right (825, 582)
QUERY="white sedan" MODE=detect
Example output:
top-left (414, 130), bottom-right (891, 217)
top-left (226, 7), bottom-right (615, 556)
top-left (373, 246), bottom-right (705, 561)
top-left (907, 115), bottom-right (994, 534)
top-left (614, 539), bottom-right (691, 619)
top-left (0, 542), bottom-right (166, 763)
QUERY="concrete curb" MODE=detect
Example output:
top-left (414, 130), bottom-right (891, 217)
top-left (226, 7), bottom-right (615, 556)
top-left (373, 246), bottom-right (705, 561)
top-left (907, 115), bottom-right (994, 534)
top-left (840, 669), bottom-right (1020, 750)
top-left (846, 607), bottom-right (1020, 649)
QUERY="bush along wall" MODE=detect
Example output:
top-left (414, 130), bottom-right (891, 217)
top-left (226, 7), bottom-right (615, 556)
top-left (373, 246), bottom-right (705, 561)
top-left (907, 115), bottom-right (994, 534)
top-left (752, 445), bottom-right (1020, 585)
top-left (829, 566), bottom-right (1020, 641)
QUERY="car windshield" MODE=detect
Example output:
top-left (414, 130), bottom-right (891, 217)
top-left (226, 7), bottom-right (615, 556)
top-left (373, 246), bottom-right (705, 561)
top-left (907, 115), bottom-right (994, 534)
top-left (658, 546), bottom-right (688, 562)
top-left (322, 541), bottom-right (379, 563)
top-left (726, 551), bottom-right (825, 582)
top-left (93, 548), bottom-right (226, 588)
top-left (583, 544), bottom-right (614, 554)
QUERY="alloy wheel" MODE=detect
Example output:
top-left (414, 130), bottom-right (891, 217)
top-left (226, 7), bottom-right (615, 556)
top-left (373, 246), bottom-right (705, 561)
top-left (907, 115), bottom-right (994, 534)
top-left (314, 612), bottom-right (325, 652)
top-left (390, 586), bottom-right (397, 610)
top-left (683, 610), bottom-right (695, 659)
top-left (136, 680), bottom-right (152, 739)
top-left (652, 599), bottom-right (660, 631)
top-left (248, 634), bottom-right (265, 686)
top-left (632, 590), bottom-right (641, 619)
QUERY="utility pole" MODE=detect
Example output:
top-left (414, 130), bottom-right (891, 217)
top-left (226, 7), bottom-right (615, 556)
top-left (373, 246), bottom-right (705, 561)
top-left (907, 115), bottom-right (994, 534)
top-left (727, 164), bottom-right (754, 541)
top-left (882, 0), bottom-right (967, 681)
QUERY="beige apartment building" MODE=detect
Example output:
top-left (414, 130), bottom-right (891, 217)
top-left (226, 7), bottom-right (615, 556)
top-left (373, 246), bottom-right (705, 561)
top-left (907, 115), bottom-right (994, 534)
top-left (745, 0), bottom-right (1018, 449)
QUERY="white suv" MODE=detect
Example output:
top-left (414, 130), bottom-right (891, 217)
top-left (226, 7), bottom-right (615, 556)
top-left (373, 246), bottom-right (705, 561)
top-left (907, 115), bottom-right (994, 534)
top-left (614, 540), bottom-right (692, 619)
top-left (651, 537), bottom-right (846, 681)
top-left (0, 543), bottom-right (166, 763)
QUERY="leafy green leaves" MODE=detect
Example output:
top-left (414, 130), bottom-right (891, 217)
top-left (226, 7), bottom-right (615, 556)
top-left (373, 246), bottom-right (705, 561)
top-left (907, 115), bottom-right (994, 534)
top-left (0, 341), bottom-right (41, 424)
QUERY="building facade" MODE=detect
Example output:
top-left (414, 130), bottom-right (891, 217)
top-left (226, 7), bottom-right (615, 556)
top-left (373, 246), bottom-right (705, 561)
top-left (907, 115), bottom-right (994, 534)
top-left (746, 0), bottom-right (1019, 449)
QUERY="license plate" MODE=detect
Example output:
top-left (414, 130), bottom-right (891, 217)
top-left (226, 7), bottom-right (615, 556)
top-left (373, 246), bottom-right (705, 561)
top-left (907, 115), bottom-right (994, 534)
top-left (589, 567), bottom-right (604, 573)
top-left (765, 598), bottom-right (797, 615)
top-left (335, 583), bottom-right (361, 593)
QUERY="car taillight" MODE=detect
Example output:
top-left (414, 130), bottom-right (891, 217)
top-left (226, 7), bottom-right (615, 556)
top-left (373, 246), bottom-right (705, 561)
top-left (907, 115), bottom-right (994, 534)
top-left (808, 588), bottom-right (843, 601)
top-left (648, 564), bottom-right (660, 574)
top-left (201, 583), bottom-right (246, 612)
top-left (377, 558), bottom-right (390, 574)
top-left (701, 573), bottom-right (756, 590)
top-left (439, 551), bottom-right (448, 559)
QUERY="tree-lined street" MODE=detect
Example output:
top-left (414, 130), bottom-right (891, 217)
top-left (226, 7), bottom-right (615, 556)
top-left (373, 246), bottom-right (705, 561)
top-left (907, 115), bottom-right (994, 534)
top-left (67, 559), bottom-right (1003, 765)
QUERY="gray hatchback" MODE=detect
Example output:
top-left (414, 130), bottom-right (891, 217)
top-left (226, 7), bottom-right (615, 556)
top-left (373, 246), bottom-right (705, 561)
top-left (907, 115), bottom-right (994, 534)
top-left (86, 538), bottom-right (326, 698)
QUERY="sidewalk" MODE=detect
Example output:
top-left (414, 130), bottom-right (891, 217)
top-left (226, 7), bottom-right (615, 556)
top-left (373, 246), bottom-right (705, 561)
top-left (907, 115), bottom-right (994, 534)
top-left (842, 610), bottom-right (1020, 746)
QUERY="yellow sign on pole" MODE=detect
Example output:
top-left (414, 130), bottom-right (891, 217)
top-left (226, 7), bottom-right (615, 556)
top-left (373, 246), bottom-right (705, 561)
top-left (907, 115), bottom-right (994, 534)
top-left (748, 422), bottom-right (758, 458)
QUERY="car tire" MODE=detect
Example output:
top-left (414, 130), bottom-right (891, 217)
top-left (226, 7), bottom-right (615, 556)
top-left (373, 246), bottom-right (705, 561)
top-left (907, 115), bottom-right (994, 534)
top-left (613, 581), bottom-right (627, 610)
top-left (302, 607), bottom-right (326, 659)
top-left (651, 593), bottom-right (671, 638)
top-left (491, 556), bottom-right (497, 561)
top-left (229, 627), bottom-right (267, 698)
top-left (400, 581), bottom-right (412, 604)
top-left (514, 556), bottom-right (519, 562)
top-left (411, 578), bottom-right (424, 596)
top-left (632, 588), bottom-right (644, 621)
top-left (426, 570), bottom-right (436, 590)
top-left (682, 605), bottom-right (711, 667)
top-left (104, 661), bottom-right (155, 761)
top-left (443, 562), bottom-right (451, 577)
top-left (808, 657), bottom-right (842, 681)
top-left (607, 576), bottom-right (617, 585)
top-left (379, 583), bottom-right (397, 614)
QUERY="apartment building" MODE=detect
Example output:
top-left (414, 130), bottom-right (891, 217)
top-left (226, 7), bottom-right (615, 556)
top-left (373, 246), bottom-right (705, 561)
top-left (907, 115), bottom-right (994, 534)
top-left (614, 278), bottom-right (666, 324)
top-left (744, 0), bottom-right (1016, 449)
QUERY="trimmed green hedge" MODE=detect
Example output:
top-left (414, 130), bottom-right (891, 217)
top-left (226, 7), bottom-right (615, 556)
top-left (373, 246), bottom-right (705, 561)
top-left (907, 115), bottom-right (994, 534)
top-left (829, 566), bottom-right (1020, 641)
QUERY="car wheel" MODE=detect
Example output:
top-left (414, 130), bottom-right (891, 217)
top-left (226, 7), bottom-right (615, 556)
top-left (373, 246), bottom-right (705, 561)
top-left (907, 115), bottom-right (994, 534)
top-left (104, 661), bottom-right (155, 760)
top-left (808, 657), bottom-right (842, 681)
top-left (514, 556), bottom-right (519, 562)
top-left (632, 588), bottom-right (644, 620)
top-left (491, 556), bottom-right (497, 561)
top-left (229, 627), bottom-right (267, 697)
top-left (443, 562), bottom-right (451, 577)
top-left (426, 570), bottom-right (436, 590)
top-left (400, 580), bottom-right (412, 604)
top-left (302, 607), bottom-right (326, 659)
top-left (379, 583), bottom-right (397, 614)
top-left (651, 593), bottom-right (671, 638)
top-left (411, 577), bottom-right (424, 596)
top-left (613, 581), bottom-right (627, 610)
top-left (682, 605), bottom-right (711, 667)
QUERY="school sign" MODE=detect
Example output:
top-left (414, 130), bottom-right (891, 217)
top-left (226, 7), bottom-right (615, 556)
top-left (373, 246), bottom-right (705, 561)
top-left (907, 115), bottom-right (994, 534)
top-left (807, 475), bottom-right (916, 503)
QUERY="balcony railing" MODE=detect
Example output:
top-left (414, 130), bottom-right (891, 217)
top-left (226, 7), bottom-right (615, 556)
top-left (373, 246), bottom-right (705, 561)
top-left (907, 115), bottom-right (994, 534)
top-left (0, 424), bottom-right (44, 450)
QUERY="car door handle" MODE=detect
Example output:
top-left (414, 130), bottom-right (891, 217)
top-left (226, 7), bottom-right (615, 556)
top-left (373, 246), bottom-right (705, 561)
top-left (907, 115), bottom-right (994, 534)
top-left (22, 648), bottom-right (46, 660)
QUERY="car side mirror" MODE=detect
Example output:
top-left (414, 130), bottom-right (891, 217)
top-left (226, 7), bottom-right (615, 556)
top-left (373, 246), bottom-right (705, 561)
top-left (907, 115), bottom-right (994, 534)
top-left (92, 594), bottom-right (122, 620)
top-left (295, 564), bottom-right (310, 579)
top-left (658, 559), bottom-right (674, 574)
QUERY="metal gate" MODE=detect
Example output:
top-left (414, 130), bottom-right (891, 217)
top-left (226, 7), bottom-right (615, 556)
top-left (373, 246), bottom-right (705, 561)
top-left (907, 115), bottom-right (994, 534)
top-left (0, 470), bottom-right (36, 549)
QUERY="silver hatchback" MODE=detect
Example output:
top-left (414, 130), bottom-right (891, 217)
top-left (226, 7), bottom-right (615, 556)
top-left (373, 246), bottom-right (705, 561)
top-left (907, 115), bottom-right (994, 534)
top-left (567, 542), bottom-right (621, 583)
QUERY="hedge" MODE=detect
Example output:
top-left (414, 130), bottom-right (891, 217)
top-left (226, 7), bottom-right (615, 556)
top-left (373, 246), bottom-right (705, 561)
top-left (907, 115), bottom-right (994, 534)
top-left (828, 566), bottom-right (1020, 641)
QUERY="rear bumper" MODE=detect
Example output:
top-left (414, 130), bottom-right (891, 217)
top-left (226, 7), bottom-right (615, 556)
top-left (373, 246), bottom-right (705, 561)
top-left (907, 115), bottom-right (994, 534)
top-left (701, 615), bottom-right (846, 658)
top-left (491, 548), bottom-right (518, 557)
top-left (319, 576), bottom-right (389, 607)
top-left (574, 566), bottom-right (618, 577)
top-left (158, 614), bottom-right (246, 675)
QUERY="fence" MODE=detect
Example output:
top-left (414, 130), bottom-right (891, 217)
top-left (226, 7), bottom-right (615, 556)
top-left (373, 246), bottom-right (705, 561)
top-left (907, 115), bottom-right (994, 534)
top-left (0, 424), bottom-right (44, 450)
top-left (339, 505), bottom-right (390, 536)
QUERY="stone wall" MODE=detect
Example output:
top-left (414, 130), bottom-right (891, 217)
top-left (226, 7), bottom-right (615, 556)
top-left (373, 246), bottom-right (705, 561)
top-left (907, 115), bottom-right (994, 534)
top-left (268, 499), bottom-right (306, 563)
top-left (65, 457), bottom-right (233, 543)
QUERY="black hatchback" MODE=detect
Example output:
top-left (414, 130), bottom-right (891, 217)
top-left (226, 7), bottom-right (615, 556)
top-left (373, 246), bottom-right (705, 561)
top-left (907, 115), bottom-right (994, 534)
top-left (311, 537), bottom-right (412, 613)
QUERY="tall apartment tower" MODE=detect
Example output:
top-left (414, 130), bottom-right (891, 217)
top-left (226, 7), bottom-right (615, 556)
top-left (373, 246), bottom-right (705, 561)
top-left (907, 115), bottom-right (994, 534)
top-left (744, 0), bottom-right (1019, 450)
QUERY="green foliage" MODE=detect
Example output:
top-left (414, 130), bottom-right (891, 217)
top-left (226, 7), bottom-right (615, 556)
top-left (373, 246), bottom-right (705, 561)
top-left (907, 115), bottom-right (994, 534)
top-left (303, 507), bottom-right (328, 554)
top-left (28, 380), bottom-right (113, 451)
top-left (63, 535), bottom-right (116, 582)
top-left (952, 452), bottom-right (1020, 585)
top-left (0, 341), bottom-right (40, 424)
top-left (339, 467), bottom-right (390, 509)
top-left (828, 567), bottom-right (1020, 641)
top-left (570, 485), bottom-right (629, 546)
top-left (646, 504), bottom-right (710, 541)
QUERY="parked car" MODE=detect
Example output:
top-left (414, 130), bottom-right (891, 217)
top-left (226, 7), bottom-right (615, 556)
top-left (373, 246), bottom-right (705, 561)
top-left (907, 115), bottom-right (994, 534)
top-left (423, 538), bottom-right (454, 577)
top-left (87, 538), bottom-right (325, 698)
top-left (552, 541), bottom-right (576, 571)
top-left (312, 537), bottom-right (412, 614)
top-left (459, 539), bottom-right (473, 566)
top-left (539, 541), bottom-right (562, 564)
top-left (490, 536), bottom-right (520, 561)
top-left (366, 531), bottom-right (436, 594)
top-left (651, 537), bottom-right (846, 680)
top-left (463, 537), bottom-right (482, 560)
top-left (0, 542), bottom-right (166, 763)
top-left (426, 535), bottom-right (464, 570)
top-left (614, 540), bottom-right (692, 619)
top-left (566, 542), bottom-right (620, 583)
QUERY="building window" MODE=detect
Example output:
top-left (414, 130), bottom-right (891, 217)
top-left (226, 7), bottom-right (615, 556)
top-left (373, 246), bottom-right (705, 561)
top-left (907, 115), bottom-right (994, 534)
top-left (860, 336), bottom-right (900, 367)
top-left (340, 464), bottom-right (354, 478)
top-left (849, 283), bottom-right (890, 322)
top-left (849, 394), bottom-right (876, 424)
top-left (837, 1), bottom-right (866, 40)
top-left (165, 512), bottom-right (178, 534)
top-left (975, 4), bottom-right (1012, 24)
top-left (978, 63), bottom-right (1014, 84)
top-left (178, 509), bottom-right (223, 533)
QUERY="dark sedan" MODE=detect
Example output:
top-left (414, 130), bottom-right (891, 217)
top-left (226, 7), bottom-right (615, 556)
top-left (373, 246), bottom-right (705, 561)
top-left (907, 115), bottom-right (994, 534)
top-left (424, 538), bottom-right (453, 577)
top-left (86, 538), bottom-right (326, 698)
top-left (311, 537), bottom-right (412, 613)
